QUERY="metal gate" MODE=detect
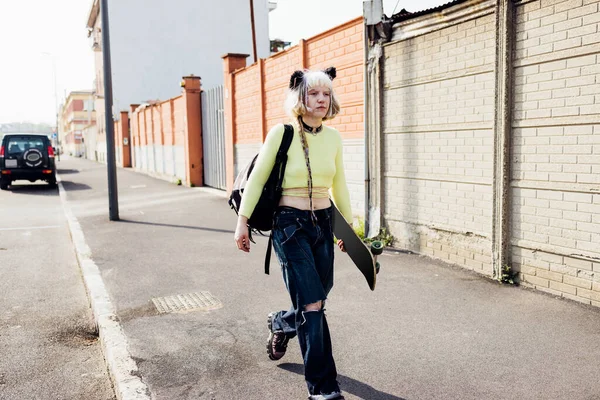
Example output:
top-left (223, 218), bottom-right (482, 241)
top-left (201, 85), bottom-right (226, 190)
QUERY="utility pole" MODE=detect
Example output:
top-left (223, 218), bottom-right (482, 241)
top-left (53, 64), bottom-right (61, 161)
top-left (249, 0), bottom-right (257, 63)
top-left (101, 0), bottom-right (119, 221)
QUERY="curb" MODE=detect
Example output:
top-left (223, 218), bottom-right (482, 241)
top-left (57, 175), bottom-right (153, 400)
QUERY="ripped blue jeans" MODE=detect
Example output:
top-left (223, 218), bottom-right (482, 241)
top-left (271, 205), bottom-right (340, 396)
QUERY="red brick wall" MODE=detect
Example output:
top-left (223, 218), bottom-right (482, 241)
top-left (128, 77), bottom-right (200, 186)
top-left (130, 95), bottom-right (186, 150)
top-left (306, 23), bottom-right (364, 139)
top-left (173, 96), bottom-right (186, 146)
top-left (229, 17), bottom-right (364, 146)
top-left (234, 64), bottom-right (261, 144)
top-left (264, 47), bottom-right (301, 131)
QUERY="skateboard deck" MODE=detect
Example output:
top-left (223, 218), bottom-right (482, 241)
top-left (332, 206), bottom-right (383, 291)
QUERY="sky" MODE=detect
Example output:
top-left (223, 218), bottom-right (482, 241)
top-left (0, 0), bottom-right (448, 125)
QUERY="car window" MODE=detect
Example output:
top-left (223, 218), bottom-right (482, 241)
top-left (6, 138), bottom-right (46, 155)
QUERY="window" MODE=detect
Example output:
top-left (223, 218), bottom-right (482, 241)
top-left (6, 137), bottom-right (45, 154)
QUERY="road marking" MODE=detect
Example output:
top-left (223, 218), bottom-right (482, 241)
top-left (0, 225), bottom-right (60, 231)
top-left (130, 185), bottom-right (147, 189)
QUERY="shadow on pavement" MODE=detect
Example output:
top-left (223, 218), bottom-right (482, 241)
top-left (4, 184), bottom-right (58, 196)
top-left (278, 363), bottom-right (407, 400)
top-left (56, 168), bottom-right (79, 174)
top-left (119, 219), bottom-right (235, 235)
top-left (60, 181), bottom-right (92, 191)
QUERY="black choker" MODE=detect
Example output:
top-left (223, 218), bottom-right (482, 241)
top-left (301, 119), bottom-right (322, 134)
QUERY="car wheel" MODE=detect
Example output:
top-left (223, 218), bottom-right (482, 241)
top-left (48, 179), bottom-right (57, 188)
top-left (0, 180), bottom-right (9, 190)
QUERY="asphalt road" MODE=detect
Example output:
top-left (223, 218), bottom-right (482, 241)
top-left (0, 178), bottom-right (115, 400)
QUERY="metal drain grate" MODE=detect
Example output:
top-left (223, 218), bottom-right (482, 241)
top-left (151, 291), bottom-right (223, 314)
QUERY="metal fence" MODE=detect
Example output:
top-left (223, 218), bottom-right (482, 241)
top-left (201, 86), bottom-right (226, 190)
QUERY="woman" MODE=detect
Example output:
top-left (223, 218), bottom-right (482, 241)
top-left (234, 67), bottom-right (352, 400)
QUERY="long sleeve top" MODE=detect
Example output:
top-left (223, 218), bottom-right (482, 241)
top-left (238, 123), bottom-right (353, 223)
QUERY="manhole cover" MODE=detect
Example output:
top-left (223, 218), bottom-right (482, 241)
top-left (151, 291), bottom-right (222, 314)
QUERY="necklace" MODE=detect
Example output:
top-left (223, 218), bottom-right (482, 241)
top-left (301, 118), bottom-right (322, 135)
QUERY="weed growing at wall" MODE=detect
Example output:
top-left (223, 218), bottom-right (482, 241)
top-left (354, 218), bottom-right (394, 247)
top-left (501, 265), bottom-right (518, 285)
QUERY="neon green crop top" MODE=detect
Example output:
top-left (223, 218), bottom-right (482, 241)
top-left (238, 123), bottom-right (353, 223)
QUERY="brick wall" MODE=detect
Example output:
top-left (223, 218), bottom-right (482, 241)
top-left (234, 64), bottom-right (262, 145)
top-left (224, 17), bottom-right (366, 217)
top-left (512, 0), bottom-right (600, 306)
top-left (382, 7), bottom-right (497, 275)
top-left (128, 76), bottom-right (203, 187)
top-left (380, 0), bottom-right (600, 306)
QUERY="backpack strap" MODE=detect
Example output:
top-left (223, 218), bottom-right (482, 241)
top-left (265, 233), bottom-right (274, 275)
top-left (264, 124), bottom-right (294, 275)
top-left (274, 124), bottom-right (294, 190)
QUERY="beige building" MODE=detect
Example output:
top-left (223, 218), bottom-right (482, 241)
top-left (59, 91), bottom-right (95, 157)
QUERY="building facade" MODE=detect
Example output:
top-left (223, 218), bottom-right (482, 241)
top-left (59, 91), bottom-right (96, 157)
top-left (85, 0), bottom-right (273, 162)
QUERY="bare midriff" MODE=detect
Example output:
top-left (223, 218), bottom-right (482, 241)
top-left (279, 186), bottom-right (332, 210)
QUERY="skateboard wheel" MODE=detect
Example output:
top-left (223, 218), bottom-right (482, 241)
top-left (375, 261), bottom-right (380, 274)
top-left (371, 241), bottom-right (384, 256)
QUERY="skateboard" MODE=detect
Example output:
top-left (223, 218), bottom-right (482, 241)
top-left (332, 206), bottom-right (383, 291)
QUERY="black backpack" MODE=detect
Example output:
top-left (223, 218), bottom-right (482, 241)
top-left (228, 124), bottom-right (294, 273)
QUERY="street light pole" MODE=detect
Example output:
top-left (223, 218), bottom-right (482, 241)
top-left (42, 52), bottom-right (60, 161)
top-left (249, 0), bottom-right (257, 63)
top-left (100, 0), bottom-right (119, 221)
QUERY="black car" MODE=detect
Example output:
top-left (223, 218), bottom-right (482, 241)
top-left (0, 134), bottom-right (57, 190)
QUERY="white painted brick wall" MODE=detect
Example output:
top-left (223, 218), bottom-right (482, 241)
top-left (343, 139), bottom-right (365, 218)
top-left (382, 12), bottom-right (496, 274)
top-left (234, 143), bottom-right (261, 177)
top-left (381, 0), bottom-right (600, 305)
top-left (513, 0), bottom-right (600, 306)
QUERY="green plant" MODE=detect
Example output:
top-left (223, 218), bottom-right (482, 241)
top-left (354, 218), bottom-right (394, 247)
top-left (175, 178), bottom-right (182, 186)
top-left (501, 264), bottom-right (518, 285)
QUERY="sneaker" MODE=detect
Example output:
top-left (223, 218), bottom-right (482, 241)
top-left (308, 393), bottom-right (345, 400)
top-left (266, 311), bottom-right (289, 361)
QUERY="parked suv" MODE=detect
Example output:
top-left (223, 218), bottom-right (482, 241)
top-left (0, 134), bottom-right (57, 190)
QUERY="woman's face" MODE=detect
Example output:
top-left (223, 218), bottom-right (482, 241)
top-left (305, 85), bottom-right (331, 120)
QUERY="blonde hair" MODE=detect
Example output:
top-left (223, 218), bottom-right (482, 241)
top-left (284, 70), bottom-right (341, 121)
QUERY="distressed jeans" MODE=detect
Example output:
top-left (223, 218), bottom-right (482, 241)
top-left (271, 205), bottom-right (340, 396)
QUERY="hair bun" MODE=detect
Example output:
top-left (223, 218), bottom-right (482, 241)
top-left (289, 70), bottom-right (305, 90)
top-left (323, 67), bottom-right (336, 81)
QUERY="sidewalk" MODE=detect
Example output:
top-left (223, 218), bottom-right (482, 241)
top-left (57, 157), bottom-right (600, 400)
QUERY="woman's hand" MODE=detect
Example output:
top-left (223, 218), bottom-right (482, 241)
top-left (337, 239), bottom-right (346, 253)
top-left (234, 216), bottom-right (251, 252)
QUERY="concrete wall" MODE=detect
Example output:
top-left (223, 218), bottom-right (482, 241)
top-left (378, 0), bottom-right (600, 306)
top-left (130, 96), bottom-right (187, 184)
top-left (83, 124), bottom-right (98, 161)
